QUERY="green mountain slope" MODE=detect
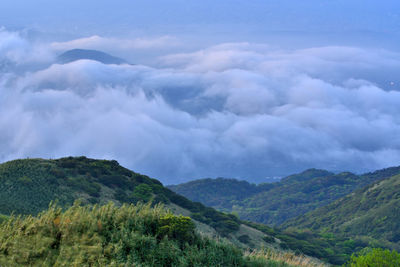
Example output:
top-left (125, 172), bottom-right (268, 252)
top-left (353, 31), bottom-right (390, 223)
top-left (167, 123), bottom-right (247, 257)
top-left (169, 168), bottom-right (396, 226)
top-left (0, 157), bottom-right (243, 238)
top-left (0, 156), bottom-right (380, 265)
top-left (283, 173), bottom-right (400, 249)
top-left (168, 177), bottom-right (273, 209)
top-left (0, 156), bottom-right (322, 258)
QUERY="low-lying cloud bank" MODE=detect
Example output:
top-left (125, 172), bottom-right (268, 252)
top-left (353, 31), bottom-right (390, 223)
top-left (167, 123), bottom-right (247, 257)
top-left (1, 29), bottom-right (400, 184)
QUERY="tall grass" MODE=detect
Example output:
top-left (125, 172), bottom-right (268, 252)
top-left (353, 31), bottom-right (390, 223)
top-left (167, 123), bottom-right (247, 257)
top-left (0, 201), bottom-right (318, 267)
top-left (246, 249), bottom-right (331, 267)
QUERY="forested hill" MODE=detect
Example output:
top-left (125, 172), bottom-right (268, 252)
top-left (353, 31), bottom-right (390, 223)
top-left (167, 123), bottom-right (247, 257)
top-left (0, 157), bottom-right (242, 238)
top-left (0, 157), bottom-right (342, 264)
top-left (168, 178), bottom-right (273, 209)
top-left (0, 157), bottom-right (396, 265)
top-left (283, 172), bottom-right (400, 250)
top-left (168, 167), bottom-right (400, 226)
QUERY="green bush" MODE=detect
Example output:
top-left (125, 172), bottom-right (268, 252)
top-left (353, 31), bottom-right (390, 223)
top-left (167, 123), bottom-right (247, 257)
top-left (345, 248), bottom-right (400, 266)
top-left (17, 176), bottom-right (32, 185)
top-left (238, 234), bottom-right (251, 245)
top-left (158, 214), bottom-right (195, 245)
top-left (130, 184), bottom-right (153, 203)
top-left (263, 235), bottom-right (276, 243)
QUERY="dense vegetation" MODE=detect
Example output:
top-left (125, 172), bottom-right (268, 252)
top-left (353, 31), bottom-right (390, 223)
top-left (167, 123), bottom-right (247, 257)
top-left (0, 157), bottom-right (240, 237)
top-left (169, 167), bottom-right (399, 225)
top-left (168, 178), bottom-right (272, 209)
top-left (0, 202), bottom-right (296, 267)
top-left (345, 248), bottom-right (400, 266)
top-left (3, 157), bottom-right (400, 266)
top-left (283, 173), bottom-right (400, 251)
top-left (244, 221), bottom-right (366, 265)
top-left (0, 157), bottom-right (325, 261)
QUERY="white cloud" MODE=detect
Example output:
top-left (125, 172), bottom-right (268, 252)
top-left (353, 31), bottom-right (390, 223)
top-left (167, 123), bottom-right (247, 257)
top-left (1, 31), bottom-right (400, 183)
top-left (0, 28), bottom-right (54, 65)
top-left (51, 35), bottom-right (180, 52)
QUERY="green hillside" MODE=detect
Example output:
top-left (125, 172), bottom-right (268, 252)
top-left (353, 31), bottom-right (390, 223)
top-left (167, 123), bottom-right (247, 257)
top-left (0, 157), bottom-right (243, 237)
top-left (0, 157), bottom-right (334, 266)
top-left (3, 156), bottom-right (394, 265)
top-left (168, 177), bottom-right (273, 209)
top-left (0, 202), bottom-right (303, 267)
top-left (169, 167), bottom-right (400, 226)
top-left (0, 157), bottom-right (324, 259)
top-left (283, 173), bottom-right (400, 250)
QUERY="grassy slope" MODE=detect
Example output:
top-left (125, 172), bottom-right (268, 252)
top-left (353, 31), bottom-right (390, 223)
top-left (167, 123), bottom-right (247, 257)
top-left (0, 202), bottom-right (302, 267)
top-left (283, 173), bottom-right (400, 250)
top-left (169, 168), bottom-right (397, 226)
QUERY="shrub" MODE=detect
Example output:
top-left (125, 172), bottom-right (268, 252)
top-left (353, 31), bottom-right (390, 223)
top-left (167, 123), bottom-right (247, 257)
top-left (17, 176), bottom-right (32, 185)
top-left (130, 184), bottom-right (153, 203)
top-left (263, 235), bottom-right (276, 243)
top-left (238, 234), bottom-right (251, 245)
top-left (158, 214), bottom-right (195, 245)
top-left (345, 248), bottom-right (400, 266)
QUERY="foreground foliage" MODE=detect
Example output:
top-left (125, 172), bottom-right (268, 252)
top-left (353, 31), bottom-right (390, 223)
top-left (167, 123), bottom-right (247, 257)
top-left (345, 248), bottom-right (400, 266)
top-left (247, 249), bottom-right (329, 267)
top-left (0, 202), bottom-right (295, 267)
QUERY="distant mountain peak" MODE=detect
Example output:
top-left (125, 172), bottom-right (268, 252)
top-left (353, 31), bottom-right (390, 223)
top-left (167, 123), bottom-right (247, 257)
top-left (57, 49), bottom-right (128, 65)
top-left (281, 168), bottom-right (333, 183)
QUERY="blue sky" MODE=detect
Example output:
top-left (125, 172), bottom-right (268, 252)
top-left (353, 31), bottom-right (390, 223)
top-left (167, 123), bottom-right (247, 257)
top-left (1, 1), bottom-right (400, 183)
top-left (1, 0), bottom-right (399, 47)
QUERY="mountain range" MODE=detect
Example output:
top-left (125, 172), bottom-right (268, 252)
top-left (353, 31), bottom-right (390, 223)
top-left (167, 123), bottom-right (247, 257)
top-left (169, 167), bottom-right (400, 226)
top-left (283, 171), bottom-right (400, 248)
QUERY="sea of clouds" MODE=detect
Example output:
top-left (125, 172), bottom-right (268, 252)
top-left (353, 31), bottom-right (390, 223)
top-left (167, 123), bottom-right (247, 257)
top-left (1, 28), bottom-right (400, 184)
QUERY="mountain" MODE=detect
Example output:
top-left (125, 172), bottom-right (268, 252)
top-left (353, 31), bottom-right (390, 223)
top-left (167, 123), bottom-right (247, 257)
top-left (0, 157), bottom-right (241, 238)
top-left (57, 49), bottom-right (128, 65)
top-left (0, 156), bottom-right (383, 265)
top-left (283, 171), bottom-right (400, 250)
top-left (0, 156), bottom-right (324, 257)
top-left (169, 167), bottom-right (399, 226)
top-left (168, 178), bottom-right (273, 209)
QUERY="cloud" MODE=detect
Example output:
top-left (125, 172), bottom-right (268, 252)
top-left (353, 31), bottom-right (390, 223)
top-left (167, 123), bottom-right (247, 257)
top-left (1, 30), bottom-right (400, 183)
top-left (51, 35), bottom-right (180, 53)
top-left (0, 28), bottom-right (54, 66)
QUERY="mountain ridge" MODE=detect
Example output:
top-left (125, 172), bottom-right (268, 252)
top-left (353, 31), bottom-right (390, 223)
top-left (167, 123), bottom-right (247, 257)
top-left (168, 166), bottom-right (400, 226)
top-left (283, 172), bottom-right (400, 249)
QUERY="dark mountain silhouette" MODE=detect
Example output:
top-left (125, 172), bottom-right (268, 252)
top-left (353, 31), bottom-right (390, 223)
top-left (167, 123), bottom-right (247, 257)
top-left (57, 49), bottom-right (128, 65)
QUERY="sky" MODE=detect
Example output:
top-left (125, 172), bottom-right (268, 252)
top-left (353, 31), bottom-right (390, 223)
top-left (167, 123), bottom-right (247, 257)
top-left (1, 1), bottom-right (400, 184)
